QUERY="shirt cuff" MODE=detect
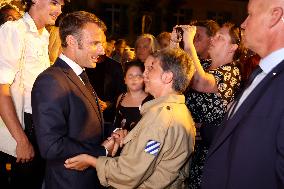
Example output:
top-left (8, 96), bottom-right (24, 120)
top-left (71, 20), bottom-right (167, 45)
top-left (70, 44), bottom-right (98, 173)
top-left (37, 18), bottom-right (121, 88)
top-left (105, 147), bottom-right (109, 156)
top-left (96, 156), bottom-right (110, 187)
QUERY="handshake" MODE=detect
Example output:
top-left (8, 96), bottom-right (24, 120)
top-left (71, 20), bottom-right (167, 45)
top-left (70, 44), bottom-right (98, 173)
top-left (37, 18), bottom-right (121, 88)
top-left (101, 128), bottom-right (128, 157)
top-left (64, 128), bottom-right (128, 171)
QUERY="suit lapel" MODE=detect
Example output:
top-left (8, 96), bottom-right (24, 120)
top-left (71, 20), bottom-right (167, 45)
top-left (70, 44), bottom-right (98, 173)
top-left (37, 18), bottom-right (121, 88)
top-left (207, 60), bottom-right (284, 157)
top-left (54, 59), bottom-right (103, 126)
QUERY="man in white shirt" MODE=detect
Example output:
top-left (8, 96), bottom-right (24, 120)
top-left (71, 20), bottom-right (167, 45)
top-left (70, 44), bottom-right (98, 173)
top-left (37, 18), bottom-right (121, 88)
top-left (0, 0), bottom-right (65, 188)
top-left (201, 0), bottom-right (284, 189)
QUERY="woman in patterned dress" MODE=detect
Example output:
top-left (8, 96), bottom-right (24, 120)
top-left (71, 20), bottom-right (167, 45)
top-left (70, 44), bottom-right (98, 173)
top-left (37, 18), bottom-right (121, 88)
top-left (175, 23), bottom-right (245, 189)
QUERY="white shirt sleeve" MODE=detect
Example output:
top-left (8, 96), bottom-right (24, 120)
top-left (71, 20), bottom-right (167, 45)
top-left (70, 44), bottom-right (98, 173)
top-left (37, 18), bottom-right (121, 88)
top-left (0, 20), bottom-right (24, 84)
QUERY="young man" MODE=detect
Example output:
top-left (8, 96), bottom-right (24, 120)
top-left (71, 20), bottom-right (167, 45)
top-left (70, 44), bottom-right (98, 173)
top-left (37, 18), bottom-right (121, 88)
top-left (0, 0), bottom-right (64, 188)
top-left (32, 11), bottom-right (113, 189)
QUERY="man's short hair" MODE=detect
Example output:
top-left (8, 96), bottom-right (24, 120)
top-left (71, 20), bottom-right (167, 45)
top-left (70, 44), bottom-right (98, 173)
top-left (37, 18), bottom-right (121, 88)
top-left (59, 11), bottom-right (107, 48)
top-left (153, 48), bottom-right (194, 93)
top-left (191, 20), bottom-right (220, 37)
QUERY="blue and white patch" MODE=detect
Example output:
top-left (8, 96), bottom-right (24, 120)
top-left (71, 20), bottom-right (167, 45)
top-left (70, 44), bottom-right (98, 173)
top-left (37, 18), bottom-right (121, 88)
top-left (144, 140), bottom-right (160, 156)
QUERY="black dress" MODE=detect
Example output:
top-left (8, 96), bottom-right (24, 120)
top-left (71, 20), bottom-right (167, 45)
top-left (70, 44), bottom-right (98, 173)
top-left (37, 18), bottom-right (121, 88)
top-left (113, 93), bottom-right (153, 131)
top-left (186, 59), bottom-right (241, 189)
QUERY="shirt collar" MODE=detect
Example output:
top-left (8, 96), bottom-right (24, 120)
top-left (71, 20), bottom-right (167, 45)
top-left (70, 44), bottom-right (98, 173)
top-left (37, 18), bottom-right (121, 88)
top-left (140, 94), bottom-right (185, 115)
top-left (59, 53), bottom-right (84, 76)
top-left (259, 48), bottom-right (284, 74)
top-left (23, 12), bottom-right (49, 37)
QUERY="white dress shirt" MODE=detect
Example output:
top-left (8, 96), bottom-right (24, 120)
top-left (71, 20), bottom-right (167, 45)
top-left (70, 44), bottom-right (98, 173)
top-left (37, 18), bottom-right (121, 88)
top-left (59, 53), bottom-right (83, 76)
top-left (0, 13), bottom-right (50, 114)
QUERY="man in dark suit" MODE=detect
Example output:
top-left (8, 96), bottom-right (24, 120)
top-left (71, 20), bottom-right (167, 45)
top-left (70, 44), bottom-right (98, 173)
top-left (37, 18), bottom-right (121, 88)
top-left (201, 0), bottom-right (284, 189)
top-left (86, 55), bottom-right (126, 125)
top-left (31, 11), bottom-right (113, 189)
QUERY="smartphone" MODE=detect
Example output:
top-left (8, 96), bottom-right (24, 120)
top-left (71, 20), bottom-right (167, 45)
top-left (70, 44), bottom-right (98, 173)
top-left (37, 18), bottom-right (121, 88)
top-left (175, 27), bottom-right (184, 49)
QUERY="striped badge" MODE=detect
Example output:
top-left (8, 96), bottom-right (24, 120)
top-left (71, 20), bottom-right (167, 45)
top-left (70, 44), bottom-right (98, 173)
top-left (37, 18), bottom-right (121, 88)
top-left (144, 140), bottom-right (160, 156)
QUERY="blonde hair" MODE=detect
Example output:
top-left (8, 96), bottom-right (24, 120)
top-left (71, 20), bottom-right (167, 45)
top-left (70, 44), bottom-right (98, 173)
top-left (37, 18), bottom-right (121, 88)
top-left (134, 33), bottom-right (159, 54)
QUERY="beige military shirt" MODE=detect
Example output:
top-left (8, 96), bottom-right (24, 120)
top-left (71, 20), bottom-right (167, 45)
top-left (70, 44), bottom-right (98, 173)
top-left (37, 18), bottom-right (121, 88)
top-left (96, 94), bottom-right (195, 188)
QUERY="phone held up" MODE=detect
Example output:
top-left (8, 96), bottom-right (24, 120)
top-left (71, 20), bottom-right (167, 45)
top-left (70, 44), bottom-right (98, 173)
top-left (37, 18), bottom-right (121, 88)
top-left (175, 26), bottom-right (184, 49)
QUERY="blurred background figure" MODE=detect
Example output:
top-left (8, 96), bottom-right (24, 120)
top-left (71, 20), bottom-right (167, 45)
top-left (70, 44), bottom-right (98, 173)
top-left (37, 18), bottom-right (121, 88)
top-left (133, 33), bottom-right (158, 64)
top-left (112, 38), bottom-right (127, 63)
top-left (105, 40), bottom-right (115, 57)
top-left (47, 26), bottom-right (61, 65)
top-left (238, 29), bottom-right (260, 87)
top-left (0, 3), bottom-right (21, 25)
top-left (113, 61), bottom-right (151, 132)
top-left (190, 20), bottom-right (220, 66)
top-left (121, 45), bottom-right (135, 69)
top-left (156, 31), bottom-right (171, 49)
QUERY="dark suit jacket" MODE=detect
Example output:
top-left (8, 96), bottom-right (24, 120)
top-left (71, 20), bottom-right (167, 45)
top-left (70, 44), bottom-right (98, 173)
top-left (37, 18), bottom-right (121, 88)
top-left (201, 60), bottom-right (284, 189)
top-left (32, 58), bottom-right (106, 189)
top-left (86, 55), bottom-right (126, 123)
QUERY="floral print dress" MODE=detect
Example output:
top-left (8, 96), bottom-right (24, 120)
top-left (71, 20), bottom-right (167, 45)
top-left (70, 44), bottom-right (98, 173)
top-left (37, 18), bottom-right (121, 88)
top-left (186, 60), bottom-right (241, 189)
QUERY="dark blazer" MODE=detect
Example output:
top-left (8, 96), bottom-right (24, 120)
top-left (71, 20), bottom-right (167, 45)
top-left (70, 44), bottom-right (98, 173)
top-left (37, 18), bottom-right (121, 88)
top-left (32, 58), bottom-right (106, 189)
top-left (86, 55), bottom-right (126, 123)
top-left (201, 60), bottom-right (284, 189)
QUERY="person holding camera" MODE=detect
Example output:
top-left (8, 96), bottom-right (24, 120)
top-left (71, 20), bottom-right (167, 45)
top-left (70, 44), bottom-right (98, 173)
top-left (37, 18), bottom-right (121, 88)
top-left (171, 23), bottom-right (244, 188)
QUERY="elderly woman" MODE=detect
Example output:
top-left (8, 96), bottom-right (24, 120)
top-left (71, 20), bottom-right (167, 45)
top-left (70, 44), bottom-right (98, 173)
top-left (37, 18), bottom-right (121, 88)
top-left (132, 34), bottom-right (159, 84)
top-left (135, 33), bottom-right (158, 63)
top-left (172, 23), bottom-right (244, 189)
top-left (64, 48), bottom-right (196, 189)
top-left (123, 33), bottom-right (158, 71)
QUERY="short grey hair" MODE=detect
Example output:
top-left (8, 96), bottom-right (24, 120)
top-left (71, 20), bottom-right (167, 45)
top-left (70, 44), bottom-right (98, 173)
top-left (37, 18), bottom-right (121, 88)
top-left (153, 48), bottom-right (194, 93)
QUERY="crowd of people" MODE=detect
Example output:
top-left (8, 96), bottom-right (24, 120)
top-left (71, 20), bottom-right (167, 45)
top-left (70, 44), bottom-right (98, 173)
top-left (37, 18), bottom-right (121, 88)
top-left (0, 0), bottom-right (284, 188)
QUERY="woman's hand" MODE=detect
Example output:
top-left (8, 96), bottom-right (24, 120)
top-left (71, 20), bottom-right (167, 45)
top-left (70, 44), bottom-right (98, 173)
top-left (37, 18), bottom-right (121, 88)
top-left (112, 128), bottom-right (128, 148)
top-left (64, 154), bottom-right (96, 171)
top-left (169, 26), bottom-right (181, 48)
top-left (180, 25), bottom-right (196, 51)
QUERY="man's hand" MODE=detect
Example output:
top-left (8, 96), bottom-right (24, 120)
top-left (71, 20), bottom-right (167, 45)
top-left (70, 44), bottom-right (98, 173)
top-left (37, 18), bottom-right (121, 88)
top-left (102, 129), bottom-right (128, 157)
top-left (16, 136), bottom-right (35, 163)
top-left (102, 137), bottom-right (117, 156)
top-left (65, 154), bottom-right (96, 170)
